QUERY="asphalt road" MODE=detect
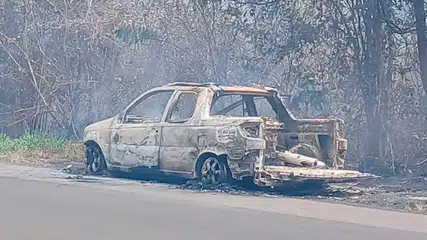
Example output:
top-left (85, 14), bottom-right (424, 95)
top-left (0, 164), bottom-right (427, 240)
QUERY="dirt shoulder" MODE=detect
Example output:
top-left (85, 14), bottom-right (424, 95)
top-left (1, 148), bottom-right (427, 215)
top-left (0, 143), bottom-right (86, 174)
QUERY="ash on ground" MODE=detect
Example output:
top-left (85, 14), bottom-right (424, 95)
top-left (37, 162), bottom-right (427, 215)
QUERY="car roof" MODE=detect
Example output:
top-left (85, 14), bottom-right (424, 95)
top-left (162, 82), bottom-right (277, 94)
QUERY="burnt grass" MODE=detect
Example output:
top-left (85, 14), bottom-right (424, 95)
top-left (53, 162), bottom-right (427, 215)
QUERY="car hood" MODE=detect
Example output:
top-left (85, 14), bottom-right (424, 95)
top-left (84, 117), bottom-right (116, 132)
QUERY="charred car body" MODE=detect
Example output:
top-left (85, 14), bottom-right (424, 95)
top-left (83, 82), bottom-right (374, 186)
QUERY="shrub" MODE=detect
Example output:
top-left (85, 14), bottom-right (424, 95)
top-left (0, 133), bottom-right (67, 152)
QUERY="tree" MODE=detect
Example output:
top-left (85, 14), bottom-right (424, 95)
top-left (413, 0), bottom-right (427, 94)
top-left (1, 0), bottom-right (427, 174)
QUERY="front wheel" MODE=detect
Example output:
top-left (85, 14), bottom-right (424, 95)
top-left (85, 144), bottom-right (106, 174)
top-left (199, 156), bottom-right (229, 185)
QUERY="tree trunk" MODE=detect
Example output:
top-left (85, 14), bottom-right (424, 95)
top-left (414, 0), bottom-right (427, 94)
top-left (363, 0), bottom-right (383, 168)
top-left (379, 0), bottom-right (393, 166)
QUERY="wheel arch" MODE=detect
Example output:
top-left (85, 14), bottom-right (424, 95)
top-left (83, 140), bottom-right (104, 153)
top-left (193, 152), bottom-right (231, 179)
top-left (84, 139), bottom-right (100, 147)
top-left (83, 140), bottom-right (109, 167)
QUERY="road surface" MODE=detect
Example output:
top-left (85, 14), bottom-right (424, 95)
top-left (0, 163), bottom-right (427, 240)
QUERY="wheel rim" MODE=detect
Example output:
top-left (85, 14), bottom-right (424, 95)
top-left (201, 157), bottom-right (224, 185)
top-left (87, 147), bottom-right (102, 173)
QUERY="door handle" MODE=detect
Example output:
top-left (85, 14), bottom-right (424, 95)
top-left (113, 133), bottom-right (120, 143)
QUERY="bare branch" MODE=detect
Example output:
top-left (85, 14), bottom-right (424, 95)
top-left (234, 0), bottom-right (280, 5)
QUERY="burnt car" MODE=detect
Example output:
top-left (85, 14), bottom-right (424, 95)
top-left (83, 82), bottom-right (374, 186)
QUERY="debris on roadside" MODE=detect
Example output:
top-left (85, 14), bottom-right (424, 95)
top-left (65, 175), bottom-right (83, 180)
top-left (1, 155), bottom-right (427, 215)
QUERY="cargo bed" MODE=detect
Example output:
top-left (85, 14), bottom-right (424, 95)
top-left (254, 166), bottom-right (377, 186)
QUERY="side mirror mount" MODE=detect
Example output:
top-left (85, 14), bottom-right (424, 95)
top-left (117, 112), bottom-right (125, 124)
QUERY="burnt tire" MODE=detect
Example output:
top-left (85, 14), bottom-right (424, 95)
top-left (199, 156), bottom-right (229, 185)
top-left (85, 144), bottom-right (106, 175)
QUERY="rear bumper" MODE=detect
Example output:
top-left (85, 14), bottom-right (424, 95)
top-left (254, 165), bottom-right (377, 187)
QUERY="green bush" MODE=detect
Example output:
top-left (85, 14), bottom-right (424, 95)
top-left (0, 133), bottom-right (67, 152)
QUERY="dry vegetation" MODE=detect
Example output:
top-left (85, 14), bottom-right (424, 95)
top-left (0, 134), bottom-right (83, 166)
top-left (1, 0), bottom-right (427, 177)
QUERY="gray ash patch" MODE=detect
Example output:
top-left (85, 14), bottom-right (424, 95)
top-left (171, 179), bottom-right (349, 199)
top-left (40, 162), bottom-right (427, 215)
top-left (163, 178), bottom-right (427, 214)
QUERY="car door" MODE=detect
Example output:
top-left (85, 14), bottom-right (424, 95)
top-left (109, 90), bottom-right (174, 168)
top-left (160, 91), bottom-right (199, 173)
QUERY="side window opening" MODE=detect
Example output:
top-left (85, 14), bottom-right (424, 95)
top-left (124, 90), bottom-right (173, 123)
top-left (253, 96), bottom-right (277, 118)
top-left (167, 92), bottom-right (198, 123)
top-left (210, 94), bottom-right (278, 118)
top-left (210, 94), bottom-right (248, 117)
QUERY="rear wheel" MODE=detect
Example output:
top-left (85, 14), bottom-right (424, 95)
top-left (85, 144), bottom-right (106, 174)
top-left (199, 156), bottom-right (229, 185)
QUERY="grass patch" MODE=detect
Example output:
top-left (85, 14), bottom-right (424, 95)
top-left (0, 133), bottom-right (66, 152)
top-left (0, 133), bottom-right (84, 166)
